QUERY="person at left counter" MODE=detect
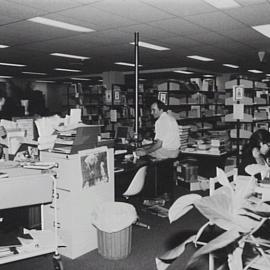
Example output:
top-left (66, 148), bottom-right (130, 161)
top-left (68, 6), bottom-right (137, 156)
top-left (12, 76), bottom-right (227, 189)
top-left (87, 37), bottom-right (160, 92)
top-left (0, 86), bottom-right (24, 120)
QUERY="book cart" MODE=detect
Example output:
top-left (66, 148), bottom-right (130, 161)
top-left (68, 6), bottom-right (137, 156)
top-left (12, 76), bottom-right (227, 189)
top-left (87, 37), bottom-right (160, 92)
top-left (0, 166), bottom-right (63, 270)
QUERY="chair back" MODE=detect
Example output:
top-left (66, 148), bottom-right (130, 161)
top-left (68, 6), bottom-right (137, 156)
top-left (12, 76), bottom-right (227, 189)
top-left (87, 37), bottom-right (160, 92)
top-left (123, 166), bottom-right (147, 198)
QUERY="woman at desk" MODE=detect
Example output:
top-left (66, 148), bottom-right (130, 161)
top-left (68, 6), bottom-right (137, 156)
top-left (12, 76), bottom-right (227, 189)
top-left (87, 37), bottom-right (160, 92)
top-left (239, 129), bottom-right (270, 178)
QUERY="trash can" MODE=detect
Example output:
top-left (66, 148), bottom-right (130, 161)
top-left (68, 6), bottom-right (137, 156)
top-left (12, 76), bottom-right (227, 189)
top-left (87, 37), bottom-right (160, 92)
top-left (92, 202), bottom-right (137, 260)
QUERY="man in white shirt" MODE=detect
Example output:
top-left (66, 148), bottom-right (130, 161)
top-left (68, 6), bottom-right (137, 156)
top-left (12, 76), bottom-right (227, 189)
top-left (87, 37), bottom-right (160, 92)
top-left (136, 99), bottom-right (180, 159)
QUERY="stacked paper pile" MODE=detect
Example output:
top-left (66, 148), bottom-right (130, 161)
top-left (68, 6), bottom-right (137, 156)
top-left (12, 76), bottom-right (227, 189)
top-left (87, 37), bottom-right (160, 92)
top-left (179, 125), bottom-right (190, 150)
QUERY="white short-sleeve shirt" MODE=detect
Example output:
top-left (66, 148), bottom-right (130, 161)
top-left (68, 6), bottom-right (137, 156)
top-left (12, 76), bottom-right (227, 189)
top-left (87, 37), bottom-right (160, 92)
top-left (154, 112), bottom-right (180, 150)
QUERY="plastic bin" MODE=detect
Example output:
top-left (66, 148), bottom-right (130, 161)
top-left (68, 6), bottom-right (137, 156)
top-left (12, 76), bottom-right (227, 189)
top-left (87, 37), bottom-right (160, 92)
top-left (92, 202), bottom-right (137, 260)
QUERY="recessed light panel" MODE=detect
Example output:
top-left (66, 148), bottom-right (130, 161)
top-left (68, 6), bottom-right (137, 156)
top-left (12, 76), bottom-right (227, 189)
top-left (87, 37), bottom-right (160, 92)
top-left (130, 41), bottom-right (170, 51)
top-left (71, 77), bottom-right (91, 81)
top-left (203, 0), bottom-right (240, 9)
top-left (0, 75), bottom-right (12, 79)
top-left (28, 17), bottom-right (95, 32)
top-left (252, 24), bottom-right (270, 38)
top-left (51, 53), bottom-right (90, 60)
top-left (174, 70), bottom-right (194, 74)
top-left (54, 68), bottom-right (81, 72)
top-left (223, 64), bottom-right (239, 69)
top-left (0, 45), bottom-right (9, 49)
top-left (248, 69), bottom-right (263, 73)
top-left (115, 62), bottom-right (143, 67)
top-left (187, 55), bottom-right (214, 62)
top-left (0, 62), bottom-right (26, 67)
top-left (22, 71), bottom-right (47, 75)
top-left (35, 80), bottom-right (55, 83)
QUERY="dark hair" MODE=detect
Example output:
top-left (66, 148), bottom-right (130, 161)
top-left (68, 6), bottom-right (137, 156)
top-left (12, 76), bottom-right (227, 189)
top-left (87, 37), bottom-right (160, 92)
top-left (151, 99), bottom-right (167, 111)
top-left (249, 129), bottom-right (270, 148)
top-left (0, 86), bottom-right (7, 99)
top-left (242, 129), bottom-right (270, 157)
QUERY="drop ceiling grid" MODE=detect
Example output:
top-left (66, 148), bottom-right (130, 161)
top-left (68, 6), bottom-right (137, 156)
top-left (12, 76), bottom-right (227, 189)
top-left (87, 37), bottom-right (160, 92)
top-left (140, 0), bottom-right (217, 17)
top-left (52, 6), bottom-right (139, 31)
top-left (7, 0), bottom-right (86, 12)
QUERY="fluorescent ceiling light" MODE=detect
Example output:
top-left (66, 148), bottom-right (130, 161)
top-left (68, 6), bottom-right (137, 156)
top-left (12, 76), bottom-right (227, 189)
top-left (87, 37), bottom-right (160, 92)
top-left (262, 79), bottom-right (270, 82)
top-left (203, 74), bottom-right (214, 77)
top-left (266, 74), bottom-right (270, 77)
top-left (252, 24), bottom-right (270, 38)
top-left (187, 55), bottom-right (214, 62)
top-left (35, 80), bottom-right (55, 83)
top-left (50, 53), bottom-right (90, 60)
top-left (115, 62), bottom-right (143, 67)
top-left (0, 75), bottom-right (12, 79)
top-left (22, 71), bottom-right (47, 75)
top-left (248, 69), bottom-right (263, 74)
top-left (174, 70), bottom-right (194, 74)
top-left (28, 17), bottom-right (95, 32)
top-left (203, 0), bottom-right (240, 9)
top-left (71, 77), bottom-right (91, 81)
top-left (0, 45), bottom-right (9, 48)
top-left (54, 68), bottom-right (81, 73)
top-left (223, 64), bottom-right (239, 69)
top-left (98, 79), bottom-right (103, 82)
top-left (0, 62), bottom-right (26, 67)
top-left (130, 41), bottom-right (170, 51)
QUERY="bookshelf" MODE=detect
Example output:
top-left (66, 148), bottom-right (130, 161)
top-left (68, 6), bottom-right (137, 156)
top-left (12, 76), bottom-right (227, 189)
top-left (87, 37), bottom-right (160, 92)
top-left (224, 79), bottom-right (270, 165)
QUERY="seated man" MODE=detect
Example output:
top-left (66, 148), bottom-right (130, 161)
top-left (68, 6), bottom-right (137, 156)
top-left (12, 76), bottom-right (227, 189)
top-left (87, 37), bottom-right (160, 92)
top-left (135, 99), bottom-right (180, 160)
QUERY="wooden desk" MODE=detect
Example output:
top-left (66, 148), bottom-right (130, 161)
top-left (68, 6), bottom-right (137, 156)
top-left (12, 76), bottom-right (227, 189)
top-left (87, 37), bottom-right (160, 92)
top-left (179, 149), bottom-right (237, 178)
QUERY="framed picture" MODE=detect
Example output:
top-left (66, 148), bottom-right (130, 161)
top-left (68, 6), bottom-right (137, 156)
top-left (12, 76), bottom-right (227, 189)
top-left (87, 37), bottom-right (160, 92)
top-left (79, 146), bottom-right (109, 189)
top-left (158, 91), bottom-right (168, 105)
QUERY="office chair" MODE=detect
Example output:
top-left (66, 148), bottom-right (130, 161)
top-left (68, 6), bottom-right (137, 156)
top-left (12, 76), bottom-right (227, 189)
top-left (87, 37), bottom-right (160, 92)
top-left (123, 166), bottom-right (150, 229)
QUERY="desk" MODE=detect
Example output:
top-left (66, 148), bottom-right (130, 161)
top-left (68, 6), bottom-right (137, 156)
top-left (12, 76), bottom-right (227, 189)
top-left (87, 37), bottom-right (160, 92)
top-left (114, 156), bottom-right (176, 200)
top-left (179, 149), bottom-right (237, 178)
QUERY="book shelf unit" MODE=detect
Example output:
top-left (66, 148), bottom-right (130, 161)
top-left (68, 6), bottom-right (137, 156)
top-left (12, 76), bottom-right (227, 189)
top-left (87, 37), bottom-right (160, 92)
top-left (224, 79), bottom-right (270, 165)
top-left (155, 79), bottom-right (225, 136)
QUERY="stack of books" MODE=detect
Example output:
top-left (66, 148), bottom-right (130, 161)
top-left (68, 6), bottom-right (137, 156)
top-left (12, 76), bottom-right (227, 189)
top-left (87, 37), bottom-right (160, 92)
top-left (179, 125), bottom-right (190, 150)
top-left (209, 138), bottom-right (230, 154)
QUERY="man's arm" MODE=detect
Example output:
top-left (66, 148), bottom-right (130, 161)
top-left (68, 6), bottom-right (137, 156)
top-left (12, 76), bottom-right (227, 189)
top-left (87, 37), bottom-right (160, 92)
top-left (136, 139), bottom-right (162, 156)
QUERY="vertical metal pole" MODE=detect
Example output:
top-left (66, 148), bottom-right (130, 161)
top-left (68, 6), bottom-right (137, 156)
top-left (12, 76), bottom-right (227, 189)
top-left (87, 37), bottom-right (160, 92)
top-left (134, 32), bottom-right (139, 143)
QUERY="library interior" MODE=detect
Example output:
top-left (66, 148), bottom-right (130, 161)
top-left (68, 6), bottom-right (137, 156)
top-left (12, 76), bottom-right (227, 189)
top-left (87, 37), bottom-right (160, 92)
top-left (1, 1), bottom-right (270, 270)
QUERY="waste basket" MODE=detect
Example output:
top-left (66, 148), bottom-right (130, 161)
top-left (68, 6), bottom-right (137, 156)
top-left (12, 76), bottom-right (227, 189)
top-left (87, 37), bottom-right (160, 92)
top-left (92, 201), bottom-right (137, 260)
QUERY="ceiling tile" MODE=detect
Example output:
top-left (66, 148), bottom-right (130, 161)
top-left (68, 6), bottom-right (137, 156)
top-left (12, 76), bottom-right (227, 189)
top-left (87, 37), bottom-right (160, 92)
top-left (224, 2), bottom-right (270, 25)
top-left (148, 17), bottom-right (208, 36)
top-left (186, 11), bottom-right (246, 32)
top-left (55, 6), bottom-right (138, 30)
top-left (0, 0), bottom-right (42, 19)
top-left (8, 0), bottom-right (83, 12)
top-left (141, 0), bottom-right (217, 17)
top-left (91, 0), bottom-right (175, 22)
top-left (118, 23), bottom-right (177, 41)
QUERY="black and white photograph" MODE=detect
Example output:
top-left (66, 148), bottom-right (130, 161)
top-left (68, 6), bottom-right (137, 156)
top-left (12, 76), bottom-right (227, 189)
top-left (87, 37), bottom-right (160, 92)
top-left (80, 149), bottom-right (109, 189)
top-left (1, 1), bottom-right (270, 269)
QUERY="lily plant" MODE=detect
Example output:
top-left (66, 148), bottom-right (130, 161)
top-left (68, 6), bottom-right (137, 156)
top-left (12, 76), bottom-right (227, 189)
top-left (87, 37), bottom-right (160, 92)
top-left (156, 167), bottom-right (270, 270)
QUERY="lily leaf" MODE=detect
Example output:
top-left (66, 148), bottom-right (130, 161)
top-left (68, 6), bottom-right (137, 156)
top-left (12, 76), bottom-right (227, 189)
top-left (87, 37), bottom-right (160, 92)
top-left (245, 164), bottom-right (269, 179)
top-left (158, 234), bottom-right (196, 261)
top-left (168, 194), bottom-right (202, 223)
top-left (194, 221), bottom-right (211, 246)
top-left (228, 245), bottom-right (244, 270)
top-left (216, 167), bottom-right (233, 191)
top-left (233, 177), bottom-right (256, 213)
top-left (155, 258), bottom-right (170, 270)
top-left (194, 193), bottom-right (234, 230)
top-left (189, 229), bottom-right (241, 264)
